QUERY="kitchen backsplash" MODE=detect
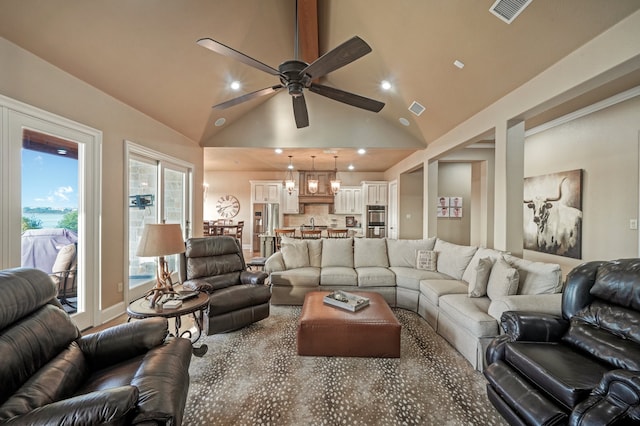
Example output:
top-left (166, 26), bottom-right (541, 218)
top-left (283, 204), bottom-right (362, 228)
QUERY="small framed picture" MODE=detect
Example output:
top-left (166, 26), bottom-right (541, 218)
top-left (346, 216), bottom-right (355, 227)
top-left (437, 206), bottom-right (449, 217)
top-left (450, 197), bottom-right (463, 208)
top-left (450, 207), bottom-right (463, 218)
top-left (438, 196), bottom-right (449, 208)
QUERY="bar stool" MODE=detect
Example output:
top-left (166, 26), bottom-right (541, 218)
top-left (301, 229), bottom-right (322, 239)
top-left (327, 229), bottom-right (349, 238)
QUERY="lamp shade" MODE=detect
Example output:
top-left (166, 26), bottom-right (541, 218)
top-left (136, 223), bottom-right (185, 257)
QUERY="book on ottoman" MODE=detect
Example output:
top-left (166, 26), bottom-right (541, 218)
top-left (323, 291), bottom-right (370, 312)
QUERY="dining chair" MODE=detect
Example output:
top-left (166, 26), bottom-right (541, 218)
top-left (275, 228), bottom-right (296, 250)
top-left (327, 229), bottom-right (349, 238)
top-left (301, 229), bottom-right (322, 239)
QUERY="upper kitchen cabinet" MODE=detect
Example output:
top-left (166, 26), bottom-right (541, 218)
top-left (334, 186), bottom-right (362, 214)
top-left (282, 187), bottom-right (301, 214)
top-left (250, 180), bottom-right (282, 204)
top-left (362, 181), bottom-right (388, 206)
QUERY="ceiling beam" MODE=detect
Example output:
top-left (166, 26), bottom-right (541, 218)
top-left (297, 0), bottom-right (318, 64)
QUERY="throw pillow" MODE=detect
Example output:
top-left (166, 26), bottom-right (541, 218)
top-left (468, 257), bottom-right (494, 297)
top-left (416, 250), bottom-right (437, 271)
top-left (281, 241), bottom-right (310, 269)
top-left (486, 256), bottom-right (519, 300)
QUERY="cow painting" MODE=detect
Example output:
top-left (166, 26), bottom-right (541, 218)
top-left (523, 170), bottom-right (583, 259)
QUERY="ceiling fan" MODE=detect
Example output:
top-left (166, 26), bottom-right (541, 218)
top-left (197, 1), bottom-right (384, 129)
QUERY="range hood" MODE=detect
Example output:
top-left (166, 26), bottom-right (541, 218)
top-left (297, 171), bottom-right (336, 204)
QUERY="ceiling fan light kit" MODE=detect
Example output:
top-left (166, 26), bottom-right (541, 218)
top-left (197, 1), bottom-right (384, 129)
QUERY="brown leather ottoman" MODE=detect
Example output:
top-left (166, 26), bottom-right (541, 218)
top-left (297, 291), bottom-right (401, 358)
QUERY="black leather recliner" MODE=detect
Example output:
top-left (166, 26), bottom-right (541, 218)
top-left (179, 236), bottom-right (271, 334)
top-left (0, 267), bottom-right (193, 425)
top-left (484, 258), bottom-right (640, 425)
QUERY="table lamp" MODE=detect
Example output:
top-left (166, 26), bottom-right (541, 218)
top-left (136, 223), bottom-right (185, 307)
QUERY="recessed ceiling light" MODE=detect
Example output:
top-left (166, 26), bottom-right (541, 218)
top-left (230, 81), bottom-right (241, 90)
top-left (399, 117), bottom-right (410, 126)
top-left (357, 148), bottom-right (366, 155)
top-left (57, 149), bottom-right (67, 155)
top-left (381, 80), bottom-right (392, 90)
top-left (214, 118), bottom-right (226, 126)
top-left (454, 60), bottom-right (465, 69)
top-left (348, 164), bottom-right (355, 171)
top-left (274, 148), bottom-right (283, 154)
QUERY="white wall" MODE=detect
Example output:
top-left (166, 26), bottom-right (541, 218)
top-left (523, 96), bottom-right (640, 275)
top-left (437, 163), bottom-right (472, 245)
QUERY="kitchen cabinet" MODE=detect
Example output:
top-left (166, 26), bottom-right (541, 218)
top-left (282, 188), bottom-right (301, 214)
top-left (250, 181), bottom-right (281, 203)
top-left (334, 186), bottom-right (363, 214)
top-left (362, 181), bottom-right (388, 206)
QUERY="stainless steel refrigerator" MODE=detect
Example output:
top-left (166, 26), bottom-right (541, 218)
top-left (253, 203), bottom-right (280, 250)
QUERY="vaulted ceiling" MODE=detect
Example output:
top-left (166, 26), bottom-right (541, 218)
top-left (1, 1), bottom-right (639, 172)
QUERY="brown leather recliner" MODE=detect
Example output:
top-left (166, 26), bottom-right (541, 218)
top-left (0, 267), bottom-right (192, 425)
top-left (484, 259), bottom-right (640, 425)
top-left (179, 236), bottom-right (271, 334)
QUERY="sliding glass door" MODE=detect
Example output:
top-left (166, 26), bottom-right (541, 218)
top-left (126, 142), bottom-right (192, 301)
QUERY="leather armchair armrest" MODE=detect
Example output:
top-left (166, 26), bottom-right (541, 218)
top-left (570, 370), bottom-right (640, 425)
top-left (183, 278), bottom-right (216, 293)
top-left (2, 386), bottom-right (138, 426)
top-left (79, 317), bottom-right (168, 369)
top-left (500, 310), bottom-right (568, 342)
top-left (240, 270), bottom-right (268, 285)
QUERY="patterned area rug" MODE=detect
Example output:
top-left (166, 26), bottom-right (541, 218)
top-left (184, 306), bottom-right (507, 425)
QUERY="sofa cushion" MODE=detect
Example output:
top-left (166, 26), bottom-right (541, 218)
top-left (356, 267), bottom-right (396, 287)
top-left (487, 256), bottom-right (519, 300)
top-left (281, 240), bottom-right (310, 269)
top-left (468, 257), bottom-right (494, 298)
top-left (505, 255), bottom-right (562, 295)
top-left (434, 239), bottom-right (478, 280)
top-left (390, 266), bottom-right (450, 291)
top-left (307, 239), bottom-right (323, 268)
top-left (320, 266), bottom-right (358, 286)
top-left (419, 279), bottom-right (468, 306)
top-left (416, 250), bottom-right (437, 271)
top-left (354, 238), bottom-right (389, 268)
top-left (462, 247), bottom-right (504, 286)
top-left (386, 238), bottom-right (436, 268)
top-left (270, 267), bottom-right (320, 287)
top-left (321, 238), bottom-right (354, 268)
top-left (438, 294), bottom-right (497, 337)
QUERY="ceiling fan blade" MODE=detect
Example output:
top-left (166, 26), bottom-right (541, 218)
top-left (300, 36), bottom-right (372, 79)
top-left (309, 83), bottom-right (384, 113)
top-left (197, 38), bottom-right (281, 76)
top-left (213, 85), bottom-right (283, 110)
top-left (292, 95), bottom-right (309, 128)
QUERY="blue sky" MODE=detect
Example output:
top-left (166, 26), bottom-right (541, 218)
top-left (22, 149), bottom-right (78, 209)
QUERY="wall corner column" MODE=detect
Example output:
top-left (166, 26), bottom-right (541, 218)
top-left (425, 160), bottom-right (439, 237)
top-left (494, 120), bottom-right (524, 255)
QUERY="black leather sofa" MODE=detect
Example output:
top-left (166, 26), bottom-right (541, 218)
top-left (484, 259), bottom-right (640, 425)
top-left (179, 236), bottom-right (271, 334)
top-left (0, 267), bottom-right (193, 425)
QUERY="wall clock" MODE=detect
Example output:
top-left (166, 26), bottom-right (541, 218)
top-left (216, 194), bottom-right (240, 218)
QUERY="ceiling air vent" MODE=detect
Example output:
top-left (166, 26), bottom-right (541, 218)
top-left (408, 101), bottom-right (425, 117)
top-left (489, 0), bottom-right (533, 24)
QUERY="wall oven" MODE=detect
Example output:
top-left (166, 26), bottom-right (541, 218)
top-left (367, 205), bottom-right (386, 238)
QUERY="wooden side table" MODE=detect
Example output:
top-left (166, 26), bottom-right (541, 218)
top-left (127, 292), bottom-right (209, 356)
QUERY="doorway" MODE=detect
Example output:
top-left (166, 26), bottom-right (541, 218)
top-left (1, 95), bottom-right (101, 330)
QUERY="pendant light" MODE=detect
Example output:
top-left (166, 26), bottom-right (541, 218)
top-left (330, 155), bottom-right (341, 195)
top-left (308, 156), bottom-right (319, 194)
top-left (284, 155), bottom-right (296, 194)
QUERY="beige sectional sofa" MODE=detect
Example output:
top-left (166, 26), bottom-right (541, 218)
top-left (265, 236), bottom-right (563, 370)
